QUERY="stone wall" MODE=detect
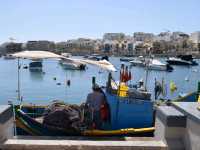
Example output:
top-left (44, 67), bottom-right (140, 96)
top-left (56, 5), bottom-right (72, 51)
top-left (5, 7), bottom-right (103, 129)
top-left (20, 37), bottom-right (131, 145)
top-left (0, 105), bottom-right (14, 145)
top-left (155, 102), bottom-right (200, 150)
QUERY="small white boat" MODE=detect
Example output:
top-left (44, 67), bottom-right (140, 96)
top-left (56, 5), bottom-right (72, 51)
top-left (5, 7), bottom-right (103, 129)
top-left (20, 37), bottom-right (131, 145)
top-left (129, 56), bottom-right (145, 66)
top-left (59, 58), bottom-right (86, 70)
top-left (61, 53), bottom-right (72, 58)
top-left (146, 59), bottom-right (173, 72)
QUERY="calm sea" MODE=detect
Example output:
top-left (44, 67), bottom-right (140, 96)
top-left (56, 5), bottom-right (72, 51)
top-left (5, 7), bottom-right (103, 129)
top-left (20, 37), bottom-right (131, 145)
top-left (0, 56), bottom-right (199, 105)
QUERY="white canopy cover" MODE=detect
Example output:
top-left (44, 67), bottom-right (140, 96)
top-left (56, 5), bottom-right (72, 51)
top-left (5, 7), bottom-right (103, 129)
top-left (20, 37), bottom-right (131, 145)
top-left (12, 51), bottom-right (117, 72)
top-left (12, 51), bottom-right (62, 59)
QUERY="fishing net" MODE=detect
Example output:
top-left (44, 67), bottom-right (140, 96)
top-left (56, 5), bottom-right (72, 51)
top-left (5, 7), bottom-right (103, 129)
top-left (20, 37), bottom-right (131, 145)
top-left (43, 101), bottom-right (83, 132)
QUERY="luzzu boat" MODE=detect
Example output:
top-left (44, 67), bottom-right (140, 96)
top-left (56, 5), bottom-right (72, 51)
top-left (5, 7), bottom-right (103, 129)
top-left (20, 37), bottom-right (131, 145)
top-left (14, 74), bottom-right (155, 136)
top-left (11, 51), bottom-right (154, 136)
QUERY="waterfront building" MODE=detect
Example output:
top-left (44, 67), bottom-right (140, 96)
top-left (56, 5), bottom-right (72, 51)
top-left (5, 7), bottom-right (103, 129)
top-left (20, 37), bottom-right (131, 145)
top-left (154, 32), bottom-right (171, 42)
top-left (190, 31), bottom-right (200, 44)
top-left (55, 42), bottom-right (68, 53)
top-left (103, 33), bottom-right (125, 41)
top-left (171, 32), bottom-right (189, 42)
top-left (26, 40), bottom-right (55, 51)
top-left (58, 38), bottom-right (100, 55)
top-left (0, 42), bottom-right (23, 54)
top-left (133, 32), bottom-right (154, 42)
top-left (103, 40), bottom-right (116, 53)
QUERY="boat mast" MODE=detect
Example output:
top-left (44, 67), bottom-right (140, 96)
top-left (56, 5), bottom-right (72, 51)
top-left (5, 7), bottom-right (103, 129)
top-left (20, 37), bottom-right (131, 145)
top-left (17, 58), bottom-right (21, 102)
top-left (144, 51), bottom-right (152, 91)
top-left (144, 57), bottom-right (150, 91)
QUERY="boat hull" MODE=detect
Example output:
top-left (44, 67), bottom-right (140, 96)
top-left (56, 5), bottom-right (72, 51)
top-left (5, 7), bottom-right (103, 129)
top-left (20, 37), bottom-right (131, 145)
top-left (167, 60), bottom-right (191, 65)
top-left (130, 61), bottom-right (144, 67)
top-left (147, 65), bottom-right (167, 71)
top-left (15, 108), bottom-right (154, 136)
top-left (60, 61), bottom-right (86, 70)
top-left (104, 92), bottom-right (154, 130)
top-left (120, 58), bottom-right (133, 62)
top-left (14, 90), bottom-right (154, 136)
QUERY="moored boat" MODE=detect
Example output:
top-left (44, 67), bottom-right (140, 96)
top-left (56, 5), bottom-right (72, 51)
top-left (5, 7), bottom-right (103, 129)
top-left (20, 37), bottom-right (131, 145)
top-left (14, 73), bottom-right (155, 136)
top-left (166, 55), bottom-right (198, 66)
top-left (147, 59), bottom-right (173, 72)
top-left (59, 58), bottom-right (86, 70)
top-left (130, 57), bottom-right (173, 72)
top-left (166, 57), bottom-right (192, 65)
top-left (61, 53), bottom-right (72, 58)
top-left (15, 107), bottom-right (154, 136)
top-left (84, 54), bottom-right (109, 61)
top-left (129, 56), bottom-right (145, 66)
top-left (29, 60), bottom-right (43, 71)
top-left (120, 57), bottom-right (133, 62)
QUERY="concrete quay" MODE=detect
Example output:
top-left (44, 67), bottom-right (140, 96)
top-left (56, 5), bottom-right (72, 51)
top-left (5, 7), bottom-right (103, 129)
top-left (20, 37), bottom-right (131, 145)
top-left (0, 102), bottom-right (200, 150)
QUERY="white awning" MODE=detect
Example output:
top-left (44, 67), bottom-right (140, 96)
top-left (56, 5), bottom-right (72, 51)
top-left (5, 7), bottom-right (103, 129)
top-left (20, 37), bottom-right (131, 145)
top-left (12, 51), bottom-right (62, 59)
top-left (12, 51), bottom-right (117, 72)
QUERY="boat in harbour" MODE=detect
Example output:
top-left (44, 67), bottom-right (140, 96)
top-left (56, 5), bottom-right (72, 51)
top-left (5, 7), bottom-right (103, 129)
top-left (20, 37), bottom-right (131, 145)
top-left (120, 57), bottom-right (133, 62)
top-left (60, 53), bottom-right (72, 58)
top-left (29, 60), bottom-right (43, 71)
top-left (84, 54), bottom-right (109, 61)
top-left (14, 73), bottom-right (154, 136)
top-left (59, 58), bottom-right (86, 70)
top-left (129, 56), bottom-right (145, 66)
top-left (166, 55), bottom-right (198, 66)
top-left (147, 59), bottom-right (173, 72)
top-left (130, 57), bottom-right (173, 72)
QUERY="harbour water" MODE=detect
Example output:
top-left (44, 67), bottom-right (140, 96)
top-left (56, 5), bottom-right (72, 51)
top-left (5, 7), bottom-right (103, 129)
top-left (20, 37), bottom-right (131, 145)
top-left (0, 56), bottom-right (199, 105)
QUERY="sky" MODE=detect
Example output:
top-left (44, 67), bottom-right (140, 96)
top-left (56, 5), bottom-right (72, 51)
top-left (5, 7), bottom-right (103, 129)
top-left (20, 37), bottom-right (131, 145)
top-left (0, 0), bottom-right (200, 43)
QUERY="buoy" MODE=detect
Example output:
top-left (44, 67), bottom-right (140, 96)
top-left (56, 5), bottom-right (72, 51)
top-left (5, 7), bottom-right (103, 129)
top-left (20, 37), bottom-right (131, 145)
top-left (57, 83), bottom-right (61, 85)
top-left (185, 77), bottom-right (189, 81)
top-left (53, 77), bottom-right (57, 80)
top-left (67, 80), bottom-right (71, 86)
top-left (23, 66), bottom-right (28, 69)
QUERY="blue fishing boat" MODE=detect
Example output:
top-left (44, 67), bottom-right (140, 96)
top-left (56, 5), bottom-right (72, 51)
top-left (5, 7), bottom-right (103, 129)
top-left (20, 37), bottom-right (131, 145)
top-left (14, 73), bottom-right (154, 136)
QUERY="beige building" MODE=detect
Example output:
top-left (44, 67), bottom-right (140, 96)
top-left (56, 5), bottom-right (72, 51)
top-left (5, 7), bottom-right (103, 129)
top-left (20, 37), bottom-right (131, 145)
top-left (133, 32), bottom-right (154, 42)
top-left (56, 38), bottom-right (101, 54)
top-left (190, 31), bottom-right (200, 44)
top-left (154, 32), bottom-right (171, 42)
top-left (26, 40), bottom-right (55, 51)
top-left (103, 33), bottom-right (125, 41)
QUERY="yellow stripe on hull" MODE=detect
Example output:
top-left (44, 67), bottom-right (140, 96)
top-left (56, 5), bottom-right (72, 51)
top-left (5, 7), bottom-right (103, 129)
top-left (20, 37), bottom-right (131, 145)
top-left (83, 127), bottom-right (155, 136)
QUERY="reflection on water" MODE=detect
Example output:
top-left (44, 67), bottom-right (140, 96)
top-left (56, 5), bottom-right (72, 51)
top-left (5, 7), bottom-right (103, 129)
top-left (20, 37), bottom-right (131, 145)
top-left (29, 70), bottom-right (44, 81)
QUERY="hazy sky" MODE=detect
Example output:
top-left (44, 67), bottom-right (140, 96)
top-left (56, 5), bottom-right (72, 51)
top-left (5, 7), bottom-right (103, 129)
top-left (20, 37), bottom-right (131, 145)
top-left (0, 0), bottom-right (200, 43)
